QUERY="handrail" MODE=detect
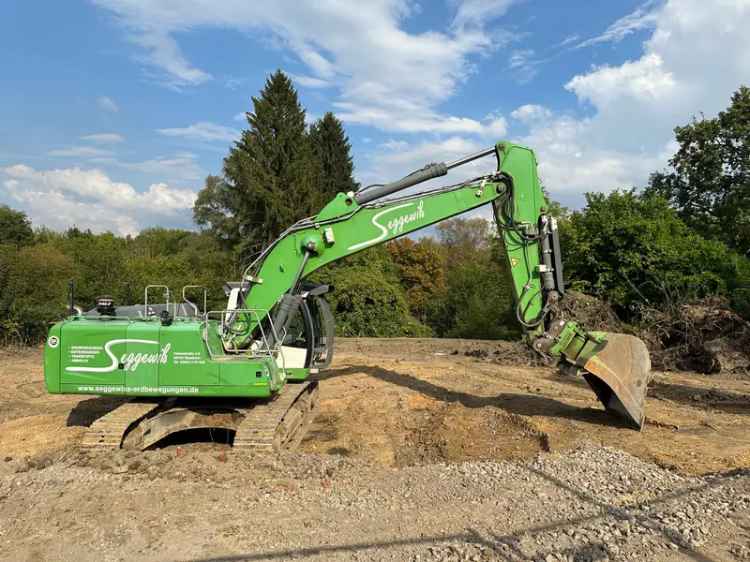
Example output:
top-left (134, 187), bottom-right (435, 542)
top-left (182, 285), bottom-right (208, 317)
top-left (144, 285), bottom-right (170, 318)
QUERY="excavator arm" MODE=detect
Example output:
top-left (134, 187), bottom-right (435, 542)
top-left (231, 141), bottom-right (651, 428)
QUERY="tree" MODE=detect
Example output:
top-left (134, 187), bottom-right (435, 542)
top-left (1, 243), bottom-right (76, 343)
top-left (427, 237), bottom-right (519, 340)
top-left (52, 229), bottom-right (128, 308)
top-left (562, 190), bottom-right (745, 316)
top-left (648, 86), bottom-right (750, 254)
top-left (423, 218), bottom-right (518, 339)
top-left (132, 227), bottom-right (193, 258)
top-left (0, 205), bottom-right (33, 247)
top-left (194, 71), bottom-right (320, 260)
top-left (387, 237), bottom-right (445, 322)
top-left (309, 112), bottom-right (357, 205)
top-left (192, 175), bottom-right (240, 249)
top-left (436, 217), bottom-right (492, 259)
top-left (311, 246), bottom-right (430, 337)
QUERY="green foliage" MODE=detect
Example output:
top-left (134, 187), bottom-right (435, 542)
top-left (312, 246), bottom-right (431, 337)
top-left (427, 227), bottom-right (519, 340)
top-left (562, 190), bottom-right (745, 316)
top-left (309, 112), bottom-right (358, 203)
top-left (648, 86), bottom-right (750, 253)
top-left (387, 237), bottom-right (445, 322)
top-left (0, 220), bottom-right (239, 343)
top-left (193, 175), bottom-right (240, 249)
top-left (51, 228), bottom-right (129, 306)
top-left (0, 205), bottom-right (33, 247)
top-left (0, 243), bottom-right (76, 343)
top-left (435, 217), bottom-right (492, 255)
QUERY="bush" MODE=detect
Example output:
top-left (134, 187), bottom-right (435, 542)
top-left (562, 190), bottom-right (746, 319)
top-left (1, 243), bottom-right (76, 343)
top-left (312, 246), bottom-right (431, 337)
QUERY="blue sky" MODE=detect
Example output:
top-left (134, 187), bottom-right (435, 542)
top-left (1, 0), bottom-right (749, 235)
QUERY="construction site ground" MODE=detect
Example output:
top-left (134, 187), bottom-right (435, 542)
top-left (1, 338), bottom-right (749, 562)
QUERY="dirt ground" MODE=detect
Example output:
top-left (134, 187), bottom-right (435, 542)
top-left (1, 339), bottom-right (750, 562)
top-left (305, 339), bottom-right (750, 475)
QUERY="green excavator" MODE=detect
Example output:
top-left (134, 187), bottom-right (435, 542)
top-left (44, 141), bottom-right (651, 450)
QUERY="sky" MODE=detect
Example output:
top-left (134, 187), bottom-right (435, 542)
top-left (1, 0), bottom-right (749, 236)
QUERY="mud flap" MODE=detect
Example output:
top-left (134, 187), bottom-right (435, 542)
top-left (582, 334), bottom-right (651, 429)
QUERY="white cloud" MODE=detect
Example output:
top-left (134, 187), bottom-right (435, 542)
top-left (157, 121), bottom-right (240, 143)
top-left (81, 133), bottom-right (125, 144)
top-left (233, 112), bottom-right (247, 123)
top-left (1, 165), bottom-right (197, 236)
top-left (516, 0), bottom-right (750, 203)
top-left (335, 101), bottom-right (507, 136)
top-left (96, 96), bottom-right (119, 113)
top-left (48, 146), bottom-right (114, 158)
top-left (576, 1), bottom-right (660, 48)
top-left (288, 73), bottom-right (333, 89)
top-left (510, 104), bottom-right (552, 124)
top-left (115, 154), bottom-right (206, 182)
top-left (131, 30), bottom-right (212, 88)
top-left (566, 53), bottom-right (676, 110)
top-left (452, 0), bottom-right (519, 29)
top-left (482, 114), bottom-right (508, 137)
top-left (91, 0), bottom-right (517, 135)
top-left (558, 34), bottom-right (580, 48)
top-left (507, 49), bottom-right (538, 83)
top-left (224, 76), bottom-right (247, 90)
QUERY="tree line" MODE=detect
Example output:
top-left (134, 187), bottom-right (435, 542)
top-left (1, 72), bottom-right (749, 344)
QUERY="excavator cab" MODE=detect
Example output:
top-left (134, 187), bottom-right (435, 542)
top-left (276, 285), bottom-right (335, 373)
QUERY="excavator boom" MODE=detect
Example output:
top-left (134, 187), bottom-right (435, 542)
top-left (232, 141), bottom-right (650, 427)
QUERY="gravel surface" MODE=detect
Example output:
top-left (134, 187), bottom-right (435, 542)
top-left (1, 444), bottom-right (748, 561)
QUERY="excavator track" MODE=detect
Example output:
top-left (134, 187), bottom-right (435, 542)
top-left (79, 382), bottom-right (319, 451)
top-left (234, 381), bottom-right (319, 451)
top-left (81, 400), bottom-right (162, 449)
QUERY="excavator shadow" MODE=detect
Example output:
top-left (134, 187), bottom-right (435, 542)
top-left (317, 365), bottom-right (633, 428)
top-left (648, 380), bottom-right (750, 414)
top-left (66, 396), bottom-right (130, 427)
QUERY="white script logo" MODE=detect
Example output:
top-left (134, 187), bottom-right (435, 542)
top-left (65, 339), bottom-right (171, 374)
top-left (348, 200), bottom-right (425, 251)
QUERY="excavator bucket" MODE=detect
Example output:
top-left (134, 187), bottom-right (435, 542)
top-left (581, 334), bottom-right (651, 429)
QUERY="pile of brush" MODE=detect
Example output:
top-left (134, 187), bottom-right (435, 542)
top-left (640, 297), bottom-right (750, 375)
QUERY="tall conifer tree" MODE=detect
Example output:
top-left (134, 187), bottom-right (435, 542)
top-left (194, 70), bottom-right (320, 258)
top-left (309, 112), bottom-right (357, 205)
